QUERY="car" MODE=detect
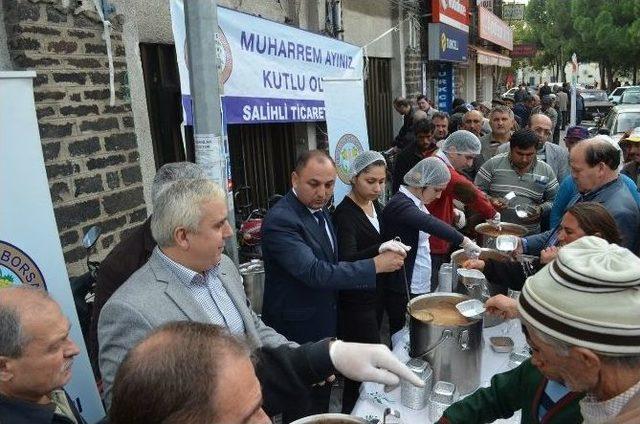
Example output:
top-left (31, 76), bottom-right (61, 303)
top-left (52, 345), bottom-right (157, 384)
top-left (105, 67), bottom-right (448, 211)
top-left (580, 89), bottom-right (613, 121)
top-left (501, 86), bottom-right (537, 102)
top-left (619, 88), bottom-right (640, 105)
top-left (595, 104), bottom-right (640, 142)
top-left (609, 86), bottom-right (640, 104)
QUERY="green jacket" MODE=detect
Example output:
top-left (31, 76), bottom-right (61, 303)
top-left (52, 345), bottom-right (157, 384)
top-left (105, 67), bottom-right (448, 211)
top-left (439, 359), bottom-right (583, 424)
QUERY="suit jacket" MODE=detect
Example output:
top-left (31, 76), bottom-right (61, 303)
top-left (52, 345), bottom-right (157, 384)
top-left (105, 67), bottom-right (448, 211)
top-left (98, 252), bottom-right (293, 408)
top-left (89, 217), bottom-right (155, 371)
top-left (261, 191), bottom-right (376, 344)
top-left (497, 141), bottom-right (569, 182)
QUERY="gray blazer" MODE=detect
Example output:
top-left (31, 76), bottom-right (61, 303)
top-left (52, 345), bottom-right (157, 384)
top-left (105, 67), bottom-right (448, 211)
top-left (497, 141), bottom-right (569, 182)
top-left (97, 252), bottom-right (294, 407)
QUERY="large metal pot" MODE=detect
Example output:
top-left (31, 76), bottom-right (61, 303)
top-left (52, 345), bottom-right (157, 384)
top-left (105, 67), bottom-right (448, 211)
top-left (290, 413), bottom-right (367, 423)
top-left (238, 259), bottom-right (265, 315)
top-left (475, 222), bottom-right (527, 249)
top-left (408, 293), bottom-right (483, 395)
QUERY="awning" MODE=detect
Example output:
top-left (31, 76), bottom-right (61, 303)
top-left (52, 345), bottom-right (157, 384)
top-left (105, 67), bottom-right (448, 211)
top-left (471, 46), bottom-right (512, 68)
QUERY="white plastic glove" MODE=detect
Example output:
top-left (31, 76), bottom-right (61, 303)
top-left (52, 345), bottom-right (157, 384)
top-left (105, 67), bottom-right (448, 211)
top-left (488, 212), bottom-right (501, 226)
top-left (453, 208), bottom-right (466, 229)
top-left (379, 240), bottom-right (411, 255)
top-left (329, 341), bottom-right (424, 387)
top-left (461, 237), bottom-right (481, 259)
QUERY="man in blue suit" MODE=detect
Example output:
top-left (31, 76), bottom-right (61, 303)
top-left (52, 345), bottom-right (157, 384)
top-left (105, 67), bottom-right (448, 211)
top-left (262, 150), bottom-right (405, 344)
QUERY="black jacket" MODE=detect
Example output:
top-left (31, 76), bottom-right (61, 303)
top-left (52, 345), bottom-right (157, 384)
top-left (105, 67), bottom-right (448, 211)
top-left (333, 196), bottom-right (384, 302)
top-left (0, 391), bottom-right (87, 424)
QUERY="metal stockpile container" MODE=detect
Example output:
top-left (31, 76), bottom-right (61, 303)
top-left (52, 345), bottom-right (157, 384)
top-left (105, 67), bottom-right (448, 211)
top-left (238, 259), bottom-right (265, 315)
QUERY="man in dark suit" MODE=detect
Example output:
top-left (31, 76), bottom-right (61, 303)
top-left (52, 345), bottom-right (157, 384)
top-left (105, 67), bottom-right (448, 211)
top-left (261, 150), bottom-right (405, 344)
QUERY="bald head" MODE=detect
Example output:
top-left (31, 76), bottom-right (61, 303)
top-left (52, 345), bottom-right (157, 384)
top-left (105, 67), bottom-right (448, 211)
top-left (529, 113), bottom-right (553, 143)
top-left (570, 138), bottom-right (620, 193)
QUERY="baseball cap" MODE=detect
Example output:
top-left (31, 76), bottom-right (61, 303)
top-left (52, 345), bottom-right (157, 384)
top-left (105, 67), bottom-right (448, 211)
top-left (565, 126), bottom-right (590, 140)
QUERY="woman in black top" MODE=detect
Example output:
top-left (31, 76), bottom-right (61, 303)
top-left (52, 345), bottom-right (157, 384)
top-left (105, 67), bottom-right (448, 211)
top-left (333, 151), bottom-right (405, 412)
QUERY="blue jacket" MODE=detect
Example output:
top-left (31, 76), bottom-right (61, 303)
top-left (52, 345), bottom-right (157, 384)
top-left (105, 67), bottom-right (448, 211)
top-left (550, 174), bottom-right (640, 228)
top-left (261, 191), bottom-right (376, 343)
top-left (380, 191), bottom-right (464, 293)
top-left (525, 177), bottom-right (640, 254)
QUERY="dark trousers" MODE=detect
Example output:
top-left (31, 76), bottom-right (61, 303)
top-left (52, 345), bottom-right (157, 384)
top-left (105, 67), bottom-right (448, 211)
top-left (337, 288), bottom-right (383, 413)
top-left (560, 110), bottom-right (568, 128)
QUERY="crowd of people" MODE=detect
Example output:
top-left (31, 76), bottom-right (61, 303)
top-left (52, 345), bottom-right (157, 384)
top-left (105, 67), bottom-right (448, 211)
top-left (1, 90), bottom-right (640, 424)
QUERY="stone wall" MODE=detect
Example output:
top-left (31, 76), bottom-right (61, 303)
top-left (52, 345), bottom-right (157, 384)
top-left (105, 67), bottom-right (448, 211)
top-left (404, 45), bottom-right (422, 100)
top-left (3, 0), bottom-right (147, 276)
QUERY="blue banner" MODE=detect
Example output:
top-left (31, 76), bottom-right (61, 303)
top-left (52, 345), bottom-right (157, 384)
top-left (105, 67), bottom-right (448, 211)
top-left (436, 63), bottom-right (453, 113)
top-left (428, 23), bottom-right (468, 63)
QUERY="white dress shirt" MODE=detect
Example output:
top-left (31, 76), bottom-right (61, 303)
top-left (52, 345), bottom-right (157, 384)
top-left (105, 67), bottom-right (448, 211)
top-left (400, 185), bottom-right (432, 294)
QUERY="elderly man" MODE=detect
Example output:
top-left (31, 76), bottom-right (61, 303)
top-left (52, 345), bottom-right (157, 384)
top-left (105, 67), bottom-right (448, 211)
top-left (89, 161), bottom-right (206, 371)
top-left (0, 287), bottom-right (85, 424)
top-left (98, 177), bottom-right (412, 417)
top-left (476, 129), bottom-right (559, 234)
top-left (517, 236), bottom-right (640, 423)
top-left (462, 109), bottom-right (485, 138)
top-left (523, 137), bottom-right (640, 255)
top-left (497, 113), bottom-right (570, 183)
top-left (110, 322), bottom-right (421, 423)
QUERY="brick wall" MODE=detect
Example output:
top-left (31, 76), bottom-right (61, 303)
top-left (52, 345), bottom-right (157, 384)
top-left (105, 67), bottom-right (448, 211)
top-left (405, 45), bottom-right (421, 100)
top-left (3, 0), bottom-right (147, 277)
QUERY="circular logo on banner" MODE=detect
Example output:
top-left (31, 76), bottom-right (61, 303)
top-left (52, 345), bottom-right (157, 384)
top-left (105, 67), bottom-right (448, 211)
top-left (215, 28), bottom-right (233, 84)
top-left (183, 27), bottom-right (233, 85)
top-left (440, 32), bottom-right (447, 53)
top-left (0, 241), bottom-right (46, 290)
top-left (335, 134), bottom-right (364, 184)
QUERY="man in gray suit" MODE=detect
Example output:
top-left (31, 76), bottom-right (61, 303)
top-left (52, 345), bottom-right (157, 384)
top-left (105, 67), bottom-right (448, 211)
top-left (497, 113), bottom-right (569, 182)
top-left (98, 177), bottom-right (421, 412)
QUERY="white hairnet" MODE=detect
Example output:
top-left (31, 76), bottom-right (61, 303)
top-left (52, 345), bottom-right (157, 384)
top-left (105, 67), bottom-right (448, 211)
top-left (403, 157), bottom-right (451, 188)
top-left (442, 130), bottom-right (481, 155)
top-left (349, 150), bottom-right (386, 179)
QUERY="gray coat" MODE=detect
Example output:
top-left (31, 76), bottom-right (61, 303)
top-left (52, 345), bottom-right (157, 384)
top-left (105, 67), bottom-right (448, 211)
top-left (497, 141), bottom-right (570, 182)
top-left (98, 252), bottom-right (294, 407)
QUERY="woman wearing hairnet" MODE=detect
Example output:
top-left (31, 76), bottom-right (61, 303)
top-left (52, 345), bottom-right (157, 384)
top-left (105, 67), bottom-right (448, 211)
top-left (380, 157), bottom-right (481, 335)
top-left (332, 150), bottom-right (409, 412)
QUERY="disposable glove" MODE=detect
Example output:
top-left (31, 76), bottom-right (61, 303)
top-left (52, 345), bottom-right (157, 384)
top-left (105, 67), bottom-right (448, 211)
top-left (329, 341), bottom-right (424, 387)
top-left (379, 240), bottom-right (411, 256)
top-left (453, 208), bottom-right (466, 229)
top-left (461, 237), bottom-right (481, 259)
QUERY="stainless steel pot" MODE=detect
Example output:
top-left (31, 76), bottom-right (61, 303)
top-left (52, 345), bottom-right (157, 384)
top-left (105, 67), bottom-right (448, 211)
top-left (238, 259), bottom-right (265, 315)
top-left (408, 293), bottom-right (483, 395)
top-left (475, 222), bottom-right (527, 249)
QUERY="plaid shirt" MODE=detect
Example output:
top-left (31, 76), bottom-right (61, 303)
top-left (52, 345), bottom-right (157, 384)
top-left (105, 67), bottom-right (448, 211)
top-left (154, 247), bottom-right (245, 335)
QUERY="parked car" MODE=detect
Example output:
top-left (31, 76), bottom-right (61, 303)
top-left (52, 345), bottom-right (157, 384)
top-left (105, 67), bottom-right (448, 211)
top-left (609, 86), bottom-right (640, 104)
top-left (501, 86), bottom-right (536, 102)
top-left (594, 104), bottom-right (640, 143)
top-left (619, 88), bottom-right (640, 105)
top-left (580, 89), bottom-right (613, 121)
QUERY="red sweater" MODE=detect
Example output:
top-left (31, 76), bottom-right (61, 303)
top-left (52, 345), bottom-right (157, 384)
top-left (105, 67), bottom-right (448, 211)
top-left (427, 158), bottom-right (496, 254)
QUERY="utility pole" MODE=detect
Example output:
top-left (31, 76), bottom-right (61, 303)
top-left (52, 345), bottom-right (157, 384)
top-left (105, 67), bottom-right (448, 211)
top-left (184, 0), bottom-right (239, 264)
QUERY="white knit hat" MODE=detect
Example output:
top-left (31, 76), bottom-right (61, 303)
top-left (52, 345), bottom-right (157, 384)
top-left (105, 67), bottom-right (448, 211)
top-left (518, 236), bottom-right (640, 355)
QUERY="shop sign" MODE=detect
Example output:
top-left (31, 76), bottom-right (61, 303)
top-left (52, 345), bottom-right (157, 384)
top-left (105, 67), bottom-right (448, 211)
top-left (431, 0), bottom-right (470, 33)
top-left (511, 43), bottom-right (537, 58)
top-left (478, 7), bottom-right (513, 50)
top-left (436, 62), bottom-right (453, 113)
top-left (502, 3), bottom-right (526, 21)
top-left (170, 1), bottom-right (363, 124)
top-left (476, 0), bottom-right (493, 12)
top-left (428, 23), bottom-right (468, 63)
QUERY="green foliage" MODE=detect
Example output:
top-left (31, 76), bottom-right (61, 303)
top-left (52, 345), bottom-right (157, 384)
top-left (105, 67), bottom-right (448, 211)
top-left (518, 0), bottom-right (640, 84)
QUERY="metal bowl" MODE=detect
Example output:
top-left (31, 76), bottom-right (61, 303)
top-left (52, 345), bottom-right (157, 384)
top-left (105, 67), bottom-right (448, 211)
top-left (290, 413), bottom-right (368, 424)
top-left (475, 222), bottom-right (528, 238)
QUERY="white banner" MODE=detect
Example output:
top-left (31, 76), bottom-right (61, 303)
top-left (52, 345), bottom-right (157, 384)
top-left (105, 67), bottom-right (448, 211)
top-left (0, 72), bottom-right (104, 422)
top-left (170, 0), bottom-right (363, 124)
top-left (323, 78), bottom-right (371, 205)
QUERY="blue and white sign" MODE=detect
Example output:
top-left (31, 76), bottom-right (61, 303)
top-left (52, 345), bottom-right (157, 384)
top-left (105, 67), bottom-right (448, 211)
top-left (428, 23), bottom-right (468, 63)
top-left (170, 1), bottom-right (363, 124)
top-left (436, 63), bottom-right (453, 113)
top-left (323, 79), bottom-right (370, 204)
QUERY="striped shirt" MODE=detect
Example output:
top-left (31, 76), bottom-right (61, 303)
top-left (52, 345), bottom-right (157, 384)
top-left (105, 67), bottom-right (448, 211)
top-left (475, 152), bottom-right (559, 234)
top-left (154, 247), bottom-right (245, 334)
